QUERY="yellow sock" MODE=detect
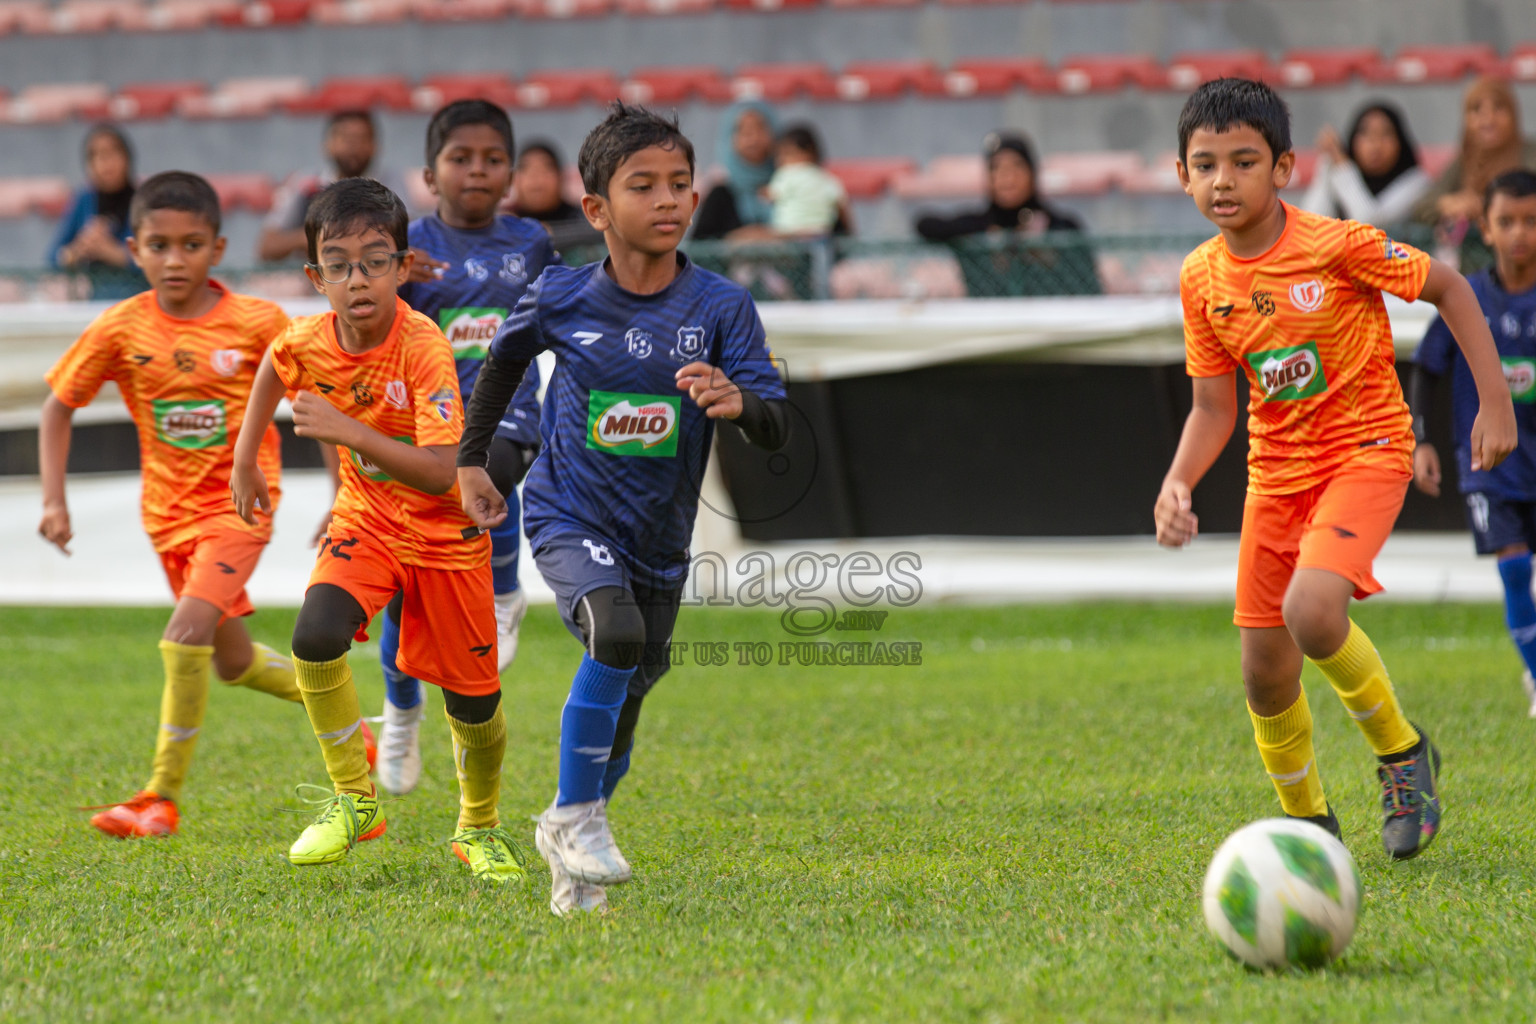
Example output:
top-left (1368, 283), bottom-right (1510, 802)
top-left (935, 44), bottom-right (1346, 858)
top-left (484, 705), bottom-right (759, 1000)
top-left (1249, 688), bottom-right (1328, 818)
top-left (224, 642), bottom-right (301, 702)
top-left (1312, 620), bottom-right (1419, 757)
top-left (146, 640), bottom-right (212, 802)
top-left (447, 704), bottom-right (505, 830)
top-left (294, 653), bottom-right (372, 796)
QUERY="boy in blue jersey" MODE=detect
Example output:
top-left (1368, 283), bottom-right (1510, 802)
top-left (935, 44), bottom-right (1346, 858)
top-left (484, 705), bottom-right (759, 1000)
top-left (375, 100), bottom-right (559, 795)
top-left (1414, 169), bottom-right (1536, 714)
top-left (457, 103), bottom-right (790, 915)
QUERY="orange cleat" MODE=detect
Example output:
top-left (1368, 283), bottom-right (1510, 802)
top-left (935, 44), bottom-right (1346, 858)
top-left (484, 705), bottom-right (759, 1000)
top-left (88, 790), bottom-right (179, 838)
top-left (361, 719), bottom-right (378, 772)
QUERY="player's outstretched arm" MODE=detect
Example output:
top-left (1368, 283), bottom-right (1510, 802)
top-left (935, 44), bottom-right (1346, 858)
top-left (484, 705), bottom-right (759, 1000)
top-left (675, 361), bottom-right (789, 449)
top-left (1420, 259), bottom-right (1517, 471)
top-left (37, 394), bottom-right (76, 555)
top-left (1155, 372), bottom-right (1238, 548)
top-left (231, 351), bottom-right (286, 524)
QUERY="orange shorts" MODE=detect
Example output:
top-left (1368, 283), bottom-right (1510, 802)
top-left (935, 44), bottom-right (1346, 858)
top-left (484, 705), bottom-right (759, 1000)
top-left (1234, 454), bottom-right (1410, 629)
top-left (157, 516), bottom-right (269, 621)
top-left (309, 527), bottom-right (498, 696)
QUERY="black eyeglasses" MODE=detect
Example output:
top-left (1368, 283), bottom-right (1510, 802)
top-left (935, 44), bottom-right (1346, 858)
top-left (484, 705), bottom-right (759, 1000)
top-left (306, 250), bottom-right (409, 284)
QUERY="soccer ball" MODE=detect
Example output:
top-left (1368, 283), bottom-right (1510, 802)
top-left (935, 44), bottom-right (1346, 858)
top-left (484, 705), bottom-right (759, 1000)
top-left (1202, 818), bottom-right (1361, 970)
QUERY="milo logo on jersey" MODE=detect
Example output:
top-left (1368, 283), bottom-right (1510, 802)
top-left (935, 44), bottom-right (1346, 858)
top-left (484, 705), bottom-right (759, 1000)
top-left (1503, 357), bottom-right (1536, 404)
top-left (438, 307), bottom-right (508, 362)
top-left (152, 399), bottom-right (227, 448)
top-left (349, 436), bottom-right (414, 482)
top-left (587, 390), bottom-right (680, 457)
top-left (1248, 342), bottom-right (1328, 401)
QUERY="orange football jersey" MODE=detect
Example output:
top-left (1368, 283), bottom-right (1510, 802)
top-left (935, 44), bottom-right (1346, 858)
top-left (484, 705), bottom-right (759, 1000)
top-left (1182, 203), bottom-right (1430, 495)
top-left (46, 283), bottom-right (286, 550)
top-left (268, 297), bottom-right (488, 570)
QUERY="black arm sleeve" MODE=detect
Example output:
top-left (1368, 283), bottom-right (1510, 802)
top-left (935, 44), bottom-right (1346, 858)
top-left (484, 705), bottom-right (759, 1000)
top-left (1408, 364), bottom-right (1441, 443)
top-left (732, 390), bottom-right (790, 451)
top-left (915, 210), bottom-right (992, 243)
top-left (457, 354), bottom-right (532, 469)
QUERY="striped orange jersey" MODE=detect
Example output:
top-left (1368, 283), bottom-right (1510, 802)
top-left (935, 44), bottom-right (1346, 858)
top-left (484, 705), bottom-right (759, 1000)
top-left (1182, 203), bottom-right (1431, 495)
top-left (269, 297), bottom-right (488, 571)
top-left (46, 283), bottom-right (287, 550)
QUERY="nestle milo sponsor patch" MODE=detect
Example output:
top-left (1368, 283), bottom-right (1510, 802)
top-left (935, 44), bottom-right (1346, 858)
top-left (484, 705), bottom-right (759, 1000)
top-left (1503, 357), bottom-right (1536, 404)
top-left (587, 391), bottom-right (680, 457)
top-left (153, 399), bottom-right (227, 448)
top-left (1247, 342), bottom-right (1328, 401)
top-left (438, 307), bottom-right (508, 362)
top-left (350, 436), bottom-right (414, 482)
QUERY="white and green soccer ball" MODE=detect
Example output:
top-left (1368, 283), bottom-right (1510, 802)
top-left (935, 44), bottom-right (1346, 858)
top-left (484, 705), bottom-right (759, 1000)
top-left (1202, 818), bottom-right (1361, 970)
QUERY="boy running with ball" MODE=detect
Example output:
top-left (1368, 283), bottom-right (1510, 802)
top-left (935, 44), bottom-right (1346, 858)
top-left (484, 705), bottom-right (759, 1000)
top-left (1155, 79), bottom-right (1516, 859)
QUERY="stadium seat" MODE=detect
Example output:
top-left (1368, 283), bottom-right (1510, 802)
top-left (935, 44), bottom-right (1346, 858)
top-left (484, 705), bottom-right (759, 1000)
top-left (1384, 44), bottom-right (1500, 84)
top-left (1275, 47), bottom-right (1385, 88)
top-left (177, 76), bottom-right (310, 118)
top-left (891, 154), bottom-right (985, 200)
top-left (513, 0), bottom-right (611, 19)
top-left (0, 1), bottom-right (52, 35)
top-left (412, 0), bottom-right (513, 20)
top-left (516, 69), bottom-right (621, 108)
top-left (91, 81), bottom-right (206, 120)
top-left (616, 0), bottom-right (714, 14)
top-left (286, 75), bottom-right (414, 113)
top-left (1037, 150), bottom-right (1141, 196)
top-left (50, 0), bottom-right (150, 32)
top-left (835, 60), bottom-right (946, 100)
top-left (944, 57), bottom-right (1053, 97)
top-left (620, 66), bottom-right (732, 104)
top-left (3, 82), bottom-right (111, 123)
top-left (205, 173), bottom-right (276, 213)
top-left (1055, 55), bottom-right (1165, 94)
top-left (0, 177), bottom-right (72, 218)
top-left (142, 0), bottom-right (240, 29)
top-left (312, 0), bottom-right (412, 23)
top-left (937, 0), bottom-right (1031, 7)
top-left (1164, 50), bottom-right (1271, 91)
top-left (216, 0), bottom-right (315, 25)
top-left (719, 0), bottom-right (819, 10)
top-left (829, 0), bottom-right (920, 9)
top-left (729, 62), bottom-right (838, 101)
top-left (825, 157), bottom-right (915, 198)
top-left (1120, 152), bottom-right (1182, 195)
top-left (412, 72), bottom-right (520, 111)
top-left (1511, 43), bottom-right (1536, 82)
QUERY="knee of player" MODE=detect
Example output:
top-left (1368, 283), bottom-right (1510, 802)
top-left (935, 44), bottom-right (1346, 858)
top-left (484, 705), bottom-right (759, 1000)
top-left (1280, 592), bottom-right (1345, 656)
top-left (589, 608), bottom-right (648, 670)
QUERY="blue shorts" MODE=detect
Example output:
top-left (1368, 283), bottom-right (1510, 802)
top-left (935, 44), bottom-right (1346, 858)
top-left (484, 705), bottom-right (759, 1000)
top-left (1465, 492), bottom-right (1536, 555)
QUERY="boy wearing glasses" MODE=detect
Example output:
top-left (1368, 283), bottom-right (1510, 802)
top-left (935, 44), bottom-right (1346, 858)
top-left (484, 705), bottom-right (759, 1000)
top-left (232, 179), bottom-right (524, 882)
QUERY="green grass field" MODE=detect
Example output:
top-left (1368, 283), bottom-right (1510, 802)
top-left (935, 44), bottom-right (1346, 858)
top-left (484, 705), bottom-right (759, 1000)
top-left (5, 601), bottom-right (1536, 1023)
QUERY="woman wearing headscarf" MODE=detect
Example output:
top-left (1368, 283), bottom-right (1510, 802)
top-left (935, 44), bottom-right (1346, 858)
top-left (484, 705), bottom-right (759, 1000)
top-left (1301, 101), bottom-right (1430, 226)
top-left (691, 100), bottom-right (778, 240)
top-left (511, 139), bottom-right (602, 251)
top-left (1414, 76), bottom-right (1536, 226)
top-left (49, 124), bottom-right (144, 298)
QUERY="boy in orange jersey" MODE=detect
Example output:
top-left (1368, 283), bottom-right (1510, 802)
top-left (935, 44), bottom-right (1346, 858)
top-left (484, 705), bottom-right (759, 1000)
top-left (1155, 79), bottom-right (1517, 860)
top-left (231, 178), bottom-right (523, 882)
top-left (39, 171), bottom-right (307, 838)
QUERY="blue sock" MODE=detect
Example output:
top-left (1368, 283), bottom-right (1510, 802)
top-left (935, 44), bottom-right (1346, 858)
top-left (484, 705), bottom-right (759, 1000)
top-left (601, 745), bottom-right (632, 801)
top-left (1498, 554), bottom-right (1536, 676)
top-left (379, 606), bottom-right (422, 710)
top-left (489, 490), bottom-right (521, 595)
top-left (556, 655), bottom-right (635, 806)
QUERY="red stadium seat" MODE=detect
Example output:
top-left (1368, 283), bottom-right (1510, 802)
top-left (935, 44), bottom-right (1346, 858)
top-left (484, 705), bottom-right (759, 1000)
top-left (1384, 44), bottom-right (1500, 84)
top-left (412, 0), bottom-right (513, 20)
top-left (205, 173), bottom-right (276, 213)
top-left (1038, 150), bottom-right (1142, 196)
top-left (0, 2), bottom-right (52, 35)
top-left (513, 0), bottom-right (611, 19)
top-left (312, 0), bottom-right (412, 23)
top-left (516, 69), bottom-right (621, 108)
top-left (178, 76), bottom-right (310, 118)
top-left (412, 73), bottom-right (520, 111)
top-left (729, 62), bottom-right (838, 101)
top-left (3, 82), bottom-right (111, 123)
top-left (50, 0), bottom-right (150, 32)
top-left (620, 66), bottom-right (732, 104)
top-left (825, 157), bottom-right (915, 198)
top-left (1511, 43), bottom-right (1536, 82)
top-left (1275, 47), bottom-right (1385, 88)
top-left (719, 0), bottom-right (819, 10)
top-left (835, 60), bottom-right (946, 100)
top-left (829, 0), bottom-right (920, 8)
top-left (1165, 50), bottom-right (1271, 91)
top-left (1120, 152), bottom-right (1183, 195)
top-left (616, 0), bottom-right (714, 14)
top-left (938, 0), bottom-right (1030, 7)
top-left (87, 81), bottom-right (206, 119)
top-left (216, 0), bottom-right (314, 25)
top-left (0, 177), bottom-right (72, 218)
top-left (286, 75), bottom-right (414, 113)
top-left (944, 57), bottom-right (1053, 97)
top-left (1055, 54), bottom-right (1165, 94)
top-left (143, 0), bottom-right (241, 29)
top-left (891, 154), bottom-right (985, 200)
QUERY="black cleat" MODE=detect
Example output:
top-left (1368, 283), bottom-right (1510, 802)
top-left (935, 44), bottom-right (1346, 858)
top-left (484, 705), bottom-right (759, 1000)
top-left (1287, 803), bottom-right (1342, 841)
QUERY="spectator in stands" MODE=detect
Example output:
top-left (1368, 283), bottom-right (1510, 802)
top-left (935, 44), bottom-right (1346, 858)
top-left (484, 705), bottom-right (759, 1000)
top-left (50, 124), bottom-right (144, 298)
top-left (1414, 77), bottom-right (1536, 228)
top-left (511, 139), bottom-right (602, 250)
top-left (914, 131), bottom-right (1099, 297)
top-left (765, 123), bottom-right (849, 237)
top-left (692, 100), bottom-right (777, 241)
top-left (1300, 101), bottom-right (1430, 227)
top-left (257, 110), bottom-right (377, 262)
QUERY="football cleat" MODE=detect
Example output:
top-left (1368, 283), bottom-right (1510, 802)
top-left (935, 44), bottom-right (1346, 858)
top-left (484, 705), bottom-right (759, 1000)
top-left (545, 846), bottom-right (609, 917)
top-left (535, 798), bottom-right (632, 886)
top-left (376, 699), bottom-right (424, 796)
top-left (451, 826), bottom-right (530, 884)
top-left (495, 588), bottom-right (529, 671)
top-left (87, 790), bottom-right (178, 838)
top-left (1286, 802), bottom-right (1342, 841)
top-left (1378, 725), bottom-right (1442, 861)
top-left (287, 785), bottom-right (386, 866)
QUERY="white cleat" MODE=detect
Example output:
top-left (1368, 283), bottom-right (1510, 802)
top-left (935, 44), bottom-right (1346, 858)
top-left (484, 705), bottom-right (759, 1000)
top-left (377, 697), bottom-right (424, 796)
top-left (543, 845), bottom-right (609, 917)
top-left (495, 588), bottom-right (529, 672)
top-left (535, 798), bottom-right (632, 886)
top-left (1523, 671), bottom-right (1536, 719)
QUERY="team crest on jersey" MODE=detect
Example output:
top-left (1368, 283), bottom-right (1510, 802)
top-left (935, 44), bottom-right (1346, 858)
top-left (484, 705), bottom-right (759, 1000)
top-left (210, 349), bottom-right (243, 378)
top-left (1501, 312), bottom-right (1521, 338)
top-left (1289, 280), bottom-right (1326, 313)
top-left (1250, 291), bottom-right (1275, 317)
top-left (1248, 342), bottom-right (1328, 401)
top-left (673, 325), bottom-right (706, 361)
top-left (625, 328), bottom-right (654, 359)
top-left (153, 399), bottom-right (227, 448)
top-left (499, 253), bottom-right (528, 285)
top-left (587, 390), bottom-right (679, 457)
top-left (464, 258), bottom-right (490, 282)
top-left (1384, 238), bottom-right (1412, 261)
top-left (385, 380), bottom-right (408, 409)
top-left (429, 387), bottom-right (457, 421)
top-left (351, 382), bottom-right (374, 406)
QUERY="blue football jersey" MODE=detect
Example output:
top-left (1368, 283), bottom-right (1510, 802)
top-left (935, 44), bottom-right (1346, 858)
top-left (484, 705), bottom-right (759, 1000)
top-left (1416, 268), bottom-right (1536, 500)
top-left (398, 213), bottom-right (558, 447)
top-left (488, 254), bottom-right (787, 584)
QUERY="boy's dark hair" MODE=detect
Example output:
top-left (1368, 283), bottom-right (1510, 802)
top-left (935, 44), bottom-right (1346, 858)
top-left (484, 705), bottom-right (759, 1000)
top-left (303, 177), bottom-right (408, 264)
top-left (128, 170), bottom-right (221, 234)
top-left (327, 109), bottom-right (375, 135)
top-left (1485, 169), bottom-right (1536, 213)
top-left (425, 99), bottom-right (514, 167)
top-left (1176, 77), bottom-right (1292, 164)
top-left (518, 139), bottom-right (564, 170)
top-left (577, 101), bottom-right (695, 197)
top-left (778, 123), bottom-right (823, 164)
